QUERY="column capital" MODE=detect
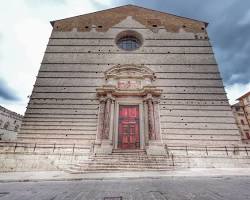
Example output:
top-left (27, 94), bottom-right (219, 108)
top-left (144, 95), bottom-right (160, 103)
top-left (144, 93), bottom-right (153, 102)
top-left (99, 93), bottom-right (115, 102)
top-left (153, 98), bottom-right (160, 104)
top-left (99, 96), bottom-right (107, 102)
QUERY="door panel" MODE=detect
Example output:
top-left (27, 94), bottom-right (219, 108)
top-left (118, 105), bottom-right (140, 149)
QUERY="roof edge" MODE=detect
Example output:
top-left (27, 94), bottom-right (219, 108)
top-left (237, 91), bottom-right (250, 100)
top-left (0, 105), bottom-right (23, 118)
top-left (50, 4), bottom-right (208, 27)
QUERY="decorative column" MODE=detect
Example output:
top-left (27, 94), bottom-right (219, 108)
top-left (153, 99), bottom-right (161, 140)
top-left (145, 93), bottom-right (165, 155)
top-left (148, 98), bottom-right (156, 140)
top-left (96, 97), bottom-right (106, 143)
top-left (109, 99), bottom-right (115, 144)
top-left (94, 94), bottom-right (114, 154)
top-left (143, 100), bottom-right (149, 146)
top-left (103, 97), bottom-right (112, 139)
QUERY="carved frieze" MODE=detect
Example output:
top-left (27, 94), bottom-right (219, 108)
top-left (96, 64), bottom-right (162, 97)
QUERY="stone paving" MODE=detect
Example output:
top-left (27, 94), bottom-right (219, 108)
top-left (0, 176), bottom-right (250, 200)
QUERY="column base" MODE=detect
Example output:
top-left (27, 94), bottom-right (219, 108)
top-left (146, 141), bottom-right (166, 155)
top-left (94, 140), bottom-right (113, 155)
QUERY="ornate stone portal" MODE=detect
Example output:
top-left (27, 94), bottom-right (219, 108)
top-left (94, 64), bottom-right (165, 155)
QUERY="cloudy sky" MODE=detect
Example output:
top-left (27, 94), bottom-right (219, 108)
top-left (0, 0), bottom-right (249, 114)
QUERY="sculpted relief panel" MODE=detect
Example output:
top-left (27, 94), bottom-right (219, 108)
top-left (117, 80), bottom-right (141, 90)
top-left (97, 64), bottom-right (161, 97)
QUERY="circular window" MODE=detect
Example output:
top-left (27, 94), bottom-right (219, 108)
top-left (116, 31), bottom-right (142, 51)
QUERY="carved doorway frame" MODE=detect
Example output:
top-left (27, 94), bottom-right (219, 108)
top-left (95, 64), bottom-right (165, 155)
top-left (113, 98), bottom-right (145, 150)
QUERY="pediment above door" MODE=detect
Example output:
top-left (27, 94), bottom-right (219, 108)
top-left (97, 64), bottom-right (162, 97)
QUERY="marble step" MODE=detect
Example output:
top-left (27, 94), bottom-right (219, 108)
top-left (66, 167), bottom-right (176, 174)
top-left (76, 163), bottom-right (174, 168)
top-left (80, 158), bottom-right (172, 163)
top-left (90, 155), bottom-right (170, 159)
top-left (78, 161), bottom-right (174, 165)
top-left (112, 149), bottom-right (147, 153)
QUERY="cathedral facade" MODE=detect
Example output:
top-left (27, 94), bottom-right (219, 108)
top-left (18, 5), bottom-right (240, 156)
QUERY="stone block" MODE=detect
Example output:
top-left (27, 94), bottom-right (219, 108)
top-left (146, 141), bottom-right (166, 155)
top-left (94, 140), bottom-right (113, 155)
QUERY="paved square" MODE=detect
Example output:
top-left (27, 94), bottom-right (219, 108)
top-left (0, 176), bottom-right (249, 200)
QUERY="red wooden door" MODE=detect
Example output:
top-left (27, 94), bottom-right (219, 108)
top-left (118, 105), bottom-right (140, 149)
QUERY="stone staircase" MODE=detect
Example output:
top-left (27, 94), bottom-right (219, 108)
top-left (65, 149), bottom-right (178, 174)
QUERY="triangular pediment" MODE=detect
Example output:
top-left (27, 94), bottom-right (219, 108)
top-left (113, 16), bottom-right (146, 29)
top-left (51, 5), bottom-right (208, 33)
top-left (105, 64), bottom-right (155, 80)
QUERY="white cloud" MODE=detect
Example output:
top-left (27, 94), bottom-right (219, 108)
top-left (0, 0), bottom-right (117, 115)
top-left (238, 9), bottom-right (250, 25)
top-left (225, 82), bottom-right (250, 105)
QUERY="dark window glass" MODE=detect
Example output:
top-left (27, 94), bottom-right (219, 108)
top-left (117, 36), bottom-right (140, 51)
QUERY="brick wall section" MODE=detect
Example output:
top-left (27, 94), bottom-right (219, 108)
top-left (52, 5), bottom-right (207, 33)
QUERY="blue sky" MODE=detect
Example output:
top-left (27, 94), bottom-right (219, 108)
top-left (0, 0), bottom-right (250, 114)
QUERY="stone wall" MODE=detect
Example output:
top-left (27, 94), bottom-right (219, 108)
top-left (0, 106), bottom-right (23, 141)
top-left (18, 6), bottom-right (240, 148)
top-left (0, 142), bottom-right (90, 172)
top-left (167, 144), bottom-right (250, 168)
top-left (1, 141), bottom-right (250, 172)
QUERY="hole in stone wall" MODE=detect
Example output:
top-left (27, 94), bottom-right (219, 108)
top-left (98, 25), bottom-right (103, 28)
top-left (85, 26), bottom-right (89, 29)
top-left (152, 24), bottom-right (158, 27)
